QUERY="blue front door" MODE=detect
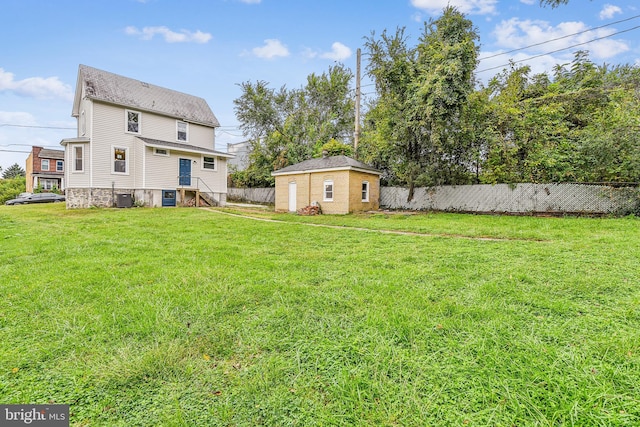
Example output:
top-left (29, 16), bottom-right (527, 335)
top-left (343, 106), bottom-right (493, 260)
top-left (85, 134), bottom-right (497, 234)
top-left (179, 158), bottom-right (191, 186)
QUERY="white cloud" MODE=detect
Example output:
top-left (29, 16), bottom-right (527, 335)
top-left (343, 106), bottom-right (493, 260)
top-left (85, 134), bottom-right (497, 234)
top-left (0, 68), bottom-right (73, 100)
top-left (492, 18), bottom-right (629, 60)
top-left (320, 42), bottom-right (352, 61)
top-left (125, 26), bottom-right (212, 43)
top-left (251, 39), bottom-right (290, 59)
top-left (599, 4), bottom-right (622, 20)
top-left (410, 0), bottom-right (497, 15)
top-left (519, 0), bottom-right (535, 4)
top-left (0, 111), bottom-right (38, 126)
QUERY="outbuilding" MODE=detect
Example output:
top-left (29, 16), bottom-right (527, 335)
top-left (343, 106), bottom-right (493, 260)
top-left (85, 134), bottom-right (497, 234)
top-left (271, 155), bottom-right (381, 214)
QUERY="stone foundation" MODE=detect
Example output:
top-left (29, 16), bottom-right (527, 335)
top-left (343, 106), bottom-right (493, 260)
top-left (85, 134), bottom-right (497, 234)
top-left (65, 187), bottom-right (227, 209)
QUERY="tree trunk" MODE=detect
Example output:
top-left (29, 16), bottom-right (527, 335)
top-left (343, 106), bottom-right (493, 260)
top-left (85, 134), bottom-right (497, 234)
top-left (407, 181), bottom-right (415, 202)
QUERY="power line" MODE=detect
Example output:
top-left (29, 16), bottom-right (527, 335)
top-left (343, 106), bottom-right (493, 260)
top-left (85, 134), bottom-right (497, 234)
top-left (478, 13), bottom-right (640, 62)
top-left (477, 24), bottom-right (640, 74)
top-left (0, 123), bottom-right (75, 130)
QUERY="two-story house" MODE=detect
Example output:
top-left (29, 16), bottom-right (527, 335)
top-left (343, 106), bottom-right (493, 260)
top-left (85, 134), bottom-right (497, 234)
top-left (25, 146), bottom-right (65, 193)
top-left (61, 65), bottom-right (232, 208)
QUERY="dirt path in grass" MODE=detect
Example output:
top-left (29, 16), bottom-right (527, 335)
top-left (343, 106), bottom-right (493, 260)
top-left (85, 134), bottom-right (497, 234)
top-left (203, 208), bottom-right (533, 242)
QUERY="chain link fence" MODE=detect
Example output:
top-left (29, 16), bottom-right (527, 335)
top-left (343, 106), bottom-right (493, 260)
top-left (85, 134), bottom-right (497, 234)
top-left (380, 183), bottom-right (640, 216)
top-left (228, 183), bottom-right (640, 216)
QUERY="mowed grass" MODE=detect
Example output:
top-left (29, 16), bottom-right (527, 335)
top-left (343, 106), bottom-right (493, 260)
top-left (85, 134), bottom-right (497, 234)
top-left (0, 204), bottom-right (638, 426)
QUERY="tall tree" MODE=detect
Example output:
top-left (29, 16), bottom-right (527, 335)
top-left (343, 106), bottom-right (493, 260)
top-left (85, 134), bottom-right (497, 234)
top-left (2, 163), bottom-right (25, 179)
top-left (364, 6), bottom-right (479, 200)
top-left (233, 64), bottom-right (354, 186)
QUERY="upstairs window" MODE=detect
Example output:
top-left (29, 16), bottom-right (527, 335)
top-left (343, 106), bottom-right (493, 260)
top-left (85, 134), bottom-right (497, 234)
top-left (203, 156), bottom-right (216, 170)
top-left (126, 110), bottom-right (140, 134)
top-left (177, 121), bottom-right (188, 142)
top-left (113, 146), bottom-right (128, 174)
top-left (362, 181), bottom-right (370, 202)
top-left (56, 160), bottom-right (64, 172)
top-left (324, 180), bottom-right (334, 202)
top-left (41, 159), bottom-right (49, 171)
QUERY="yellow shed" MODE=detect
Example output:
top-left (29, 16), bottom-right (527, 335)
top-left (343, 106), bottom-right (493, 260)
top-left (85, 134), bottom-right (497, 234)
top-left (271, 155), bottom-right (381, 214)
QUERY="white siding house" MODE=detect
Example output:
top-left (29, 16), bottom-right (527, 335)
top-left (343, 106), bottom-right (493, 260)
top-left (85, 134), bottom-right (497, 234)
top-left (61, 65), bottom-right (233, 208)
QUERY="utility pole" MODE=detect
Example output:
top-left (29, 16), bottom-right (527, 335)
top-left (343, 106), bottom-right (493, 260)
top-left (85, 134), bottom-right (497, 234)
top-left (354, 48), bottom-right (361, 159)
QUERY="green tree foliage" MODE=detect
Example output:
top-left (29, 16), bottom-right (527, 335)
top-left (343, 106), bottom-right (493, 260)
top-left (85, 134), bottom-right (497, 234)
top-left (364, 6), bottom-right (479, 200)
top-left (233, 64), bottom-right (354, 187)
top-left (477, 51), bottom-right (640, 184)
top-left (0, 176), bottom-right (26, 204)
top-left (2, 163), bottom-right (26, 179)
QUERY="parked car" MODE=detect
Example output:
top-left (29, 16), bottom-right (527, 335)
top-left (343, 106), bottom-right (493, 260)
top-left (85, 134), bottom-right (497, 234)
top-left (5, 193), bottom-right (66, 205)
top-left (18, 192), bottom-right (32, 198)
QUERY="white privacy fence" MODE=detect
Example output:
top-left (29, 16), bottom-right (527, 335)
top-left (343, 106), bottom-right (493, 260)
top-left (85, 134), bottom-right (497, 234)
top-left (228, 183), bottom-right (640, 215)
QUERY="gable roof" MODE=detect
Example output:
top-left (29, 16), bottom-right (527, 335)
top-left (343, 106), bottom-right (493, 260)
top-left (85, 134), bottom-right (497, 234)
top-left (72, 65), bottom-right (220, 127)
top-left (38, 148), bottom-right (64, 160)
top-left (271, 155), bottom-right (381, 176)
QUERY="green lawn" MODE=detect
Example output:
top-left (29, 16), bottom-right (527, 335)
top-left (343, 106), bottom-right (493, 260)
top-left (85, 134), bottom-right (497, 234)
top-left (0, 204), bottom-right (638, 426)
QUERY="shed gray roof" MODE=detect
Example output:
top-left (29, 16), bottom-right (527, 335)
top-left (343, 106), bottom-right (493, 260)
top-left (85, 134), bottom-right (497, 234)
top-left (73, 65), bottom-right (219, 127)
top-left (271, 155), bottom-right (381, 176)
top-left (38, 148), bottom-right (64, 159)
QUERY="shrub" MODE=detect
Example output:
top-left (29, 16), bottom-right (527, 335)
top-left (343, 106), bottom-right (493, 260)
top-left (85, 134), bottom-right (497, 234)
top-left (0, 177), bottom-right (26, 204)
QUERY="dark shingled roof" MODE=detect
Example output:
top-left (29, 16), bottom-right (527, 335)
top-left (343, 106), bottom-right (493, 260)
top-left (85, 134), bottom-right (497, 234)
top-left (38, 148), bottom-right (64, 159)
top-left (74, 65), bottom-right (220, 127)
top-left (271, 155), bottom-right (381, 175)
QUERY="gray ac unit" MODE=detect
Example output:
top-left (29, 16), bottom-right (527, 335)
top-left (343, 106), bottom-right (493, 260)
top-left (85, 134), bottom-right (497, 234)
top-left (116, 193), bottom-right (133, 208)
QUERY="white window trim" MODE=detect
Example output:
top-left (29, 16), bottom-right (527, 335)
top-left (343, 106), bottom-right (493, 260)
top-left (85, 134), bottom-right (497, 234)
top-left (125, 109), bottom-right (141, 134)
top-left (72, 145), bottom-right (84, 173)
top-left (154, 148), bottom-right (170, 157)
top-left (362, 181), bottom-right (370, 202)
top-left (112, 146), bottom-right (129, 175)
top-left (41, 159), bottom-right (49, 171)
top-left (202, 155), bottom-right (217, 171)
top-left (56, 160), bottom-right (64, 172)
top-left (323, 180), bottom-right (334, 202)
top-left (176, 120), bottom-right (189, 142)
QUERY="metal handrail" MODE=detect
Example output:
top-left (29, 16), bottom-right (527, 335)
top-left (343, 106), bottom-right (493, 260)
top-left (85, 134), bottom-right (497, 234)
top-left (177, 175), bottom-right (217, 196)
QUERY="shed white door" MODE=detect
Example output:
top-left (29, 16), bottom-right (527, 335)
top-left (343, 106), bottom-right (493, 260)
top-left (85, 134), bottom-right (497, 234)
top-left (288, 181), bottom-right (297, 212)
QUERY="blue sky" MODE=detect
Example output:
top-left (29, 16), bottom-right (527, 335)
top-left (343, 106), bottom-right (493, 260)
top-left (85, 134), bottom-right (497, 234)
top-left (1, 0), bottom-right (639, 171)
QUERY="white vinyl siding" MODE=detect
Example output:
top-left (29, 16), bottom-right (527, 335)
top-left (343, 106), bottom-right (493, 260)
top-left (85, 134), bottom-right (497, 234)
top-left (92, 103), bottom-right (136, 188)
top-left (81, 101), bottom-right (223, 191)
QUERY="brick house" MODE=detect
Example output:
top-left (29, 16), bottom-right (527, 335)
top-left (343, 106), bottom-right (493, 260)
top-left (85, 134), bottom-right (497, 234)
top-left (272, 155), bottom-right (381, 214)
top-left (25, 146), bottom-right (65, 192)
